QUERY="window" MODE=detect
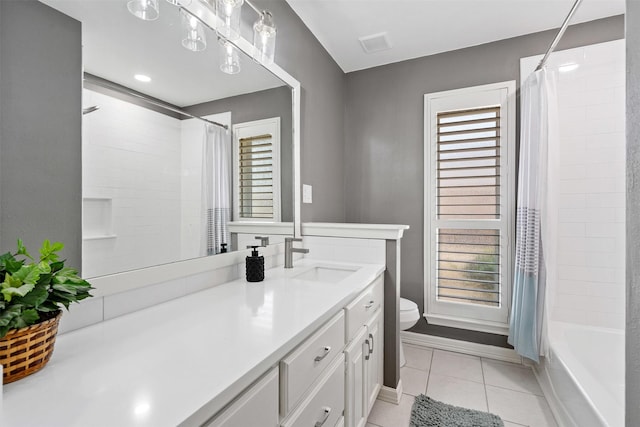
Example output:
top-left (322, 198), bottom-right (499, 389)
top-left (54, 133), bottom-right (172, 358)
top-left (232, 117), bottom-right (281, 222)
top-left (424, 82), bottom-right (515, 334)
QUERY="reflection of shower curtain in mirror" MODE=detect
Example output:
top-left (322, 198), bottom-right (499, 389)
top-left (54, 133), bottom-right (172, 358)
top-left (201, 124), bottom-right (232, 255)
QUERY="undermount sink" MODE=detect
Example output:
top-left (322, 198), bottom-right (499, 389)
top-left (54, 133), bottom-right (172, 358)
top-left (294, 265), bottom-right (359, 283)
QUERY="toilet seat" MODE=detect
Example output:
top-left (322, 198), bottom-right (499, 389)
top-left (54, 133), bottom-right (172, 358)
top-left (400, 297), bottom-right (418, 312)
top-left (399, 297), bottom-right (420, 330)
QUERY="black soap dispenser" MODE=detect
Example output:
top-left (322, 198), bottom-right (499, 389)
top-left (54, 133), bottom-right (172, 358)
top-left (246, 246), bottom-right (264, 282)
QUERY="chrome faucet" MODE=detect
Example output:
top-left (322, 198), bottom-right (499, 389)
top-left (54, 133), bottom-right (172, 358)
top-left (255, 236), bottom-right (269, 247)
top-left (284, 237), bottom-right (309, 268)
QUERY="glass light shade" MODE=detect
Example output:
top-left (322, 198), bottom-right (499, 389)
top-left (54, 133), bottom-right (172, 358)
top-left (253, 10), bottom-right (276, 64)
top-left (219, 40), bottom-right (241, 74)
top-left (181, 12), bottom-right (207, 52)
top-left (127, 0), bottom-right (159, 21)
top-left (215, 0), bottom-right (243, 41)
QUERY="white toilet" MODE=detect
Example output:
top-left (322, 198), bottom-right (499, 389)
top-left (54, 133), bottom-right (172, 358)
top-left (399, 297), bottom-right (420, 367)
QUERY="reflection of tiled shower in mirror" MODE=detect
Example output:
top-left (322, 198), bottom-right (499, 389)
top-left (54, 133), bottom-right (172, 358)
top-left (81, 87), bottom-right (232, 277)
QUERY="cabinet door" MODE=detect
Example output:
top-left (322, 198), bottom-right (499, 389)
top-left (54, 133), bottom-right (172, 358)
top-left (344, 327), bottom-right (368, 427)
top-left (205, 367), bottom-right (278, 427)
top-left (364, 309), bottom-right (383, 415)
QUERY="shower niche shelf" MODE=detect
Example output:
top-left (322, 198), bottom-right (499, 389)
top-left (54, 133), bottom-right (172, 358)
top-left (83, 197), bottom-right (116, 240)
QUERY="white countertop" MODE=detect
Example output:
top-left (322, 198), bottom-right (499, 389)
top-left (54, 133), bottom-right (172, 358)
top-left (1, 259), bottom-right (384, 427)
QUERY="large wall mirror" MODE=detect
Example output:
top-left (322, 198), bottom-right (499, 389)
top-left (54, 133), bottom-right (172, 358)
top-left (41, 0), bottom-right (297, 279)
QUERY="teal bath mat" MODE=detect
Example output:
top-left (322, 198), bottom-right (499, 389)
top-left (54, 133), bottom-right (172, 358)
top-left (410, 394), bottom-right (504, 427)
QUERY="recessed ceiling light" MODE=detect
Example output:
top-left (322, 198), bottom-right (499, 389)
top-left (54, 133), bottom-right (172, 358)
top-left (134, 74), bottom-right (152, 82)
top-left (559, 63), bottom-right (579, 73)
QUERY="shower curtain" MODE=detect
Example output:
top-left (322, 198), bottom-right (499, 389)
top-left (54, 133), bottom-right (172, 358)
top-left (200, 124), bottom-right (232, 256)
top-left (508, 68), bottom-right (559, 362)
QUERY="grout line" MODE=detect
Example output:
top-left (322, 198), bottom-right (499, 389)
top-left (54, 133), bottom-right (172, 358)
top-left (424, 348), bottom-right (435, 394)
top-left (480, 357), bottom-right (490, 412)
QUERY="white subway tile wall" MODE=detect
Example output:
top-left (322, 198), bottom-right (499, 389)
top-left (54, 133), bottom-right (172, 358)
top-left (554, 41), bottom-right (625, 330)
top-left (523, 40), bottom-right (625, 330)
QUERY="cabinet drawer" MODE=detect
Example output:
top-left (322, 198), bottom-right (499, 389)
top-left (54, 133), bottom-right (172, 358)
top-left (205, 367), bottom-right (278, 427)
top-left (345, 275), bottom-right (383, 341)
top-left (281, 355), bottom-right (345, 427)
top-left (280, 311), bottom-right (345, 415)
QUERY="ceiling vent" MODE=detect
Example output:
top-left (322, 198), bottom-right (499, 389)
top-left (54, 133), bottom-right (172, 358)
top-left (358, 32), bottom-right (392, 54)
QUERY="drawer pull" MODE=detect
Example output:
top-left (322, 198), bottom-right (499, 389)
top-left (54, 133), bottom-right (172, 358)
top-left (364, 300), bottom-right (375, 309)
top-left (369, 333), bottom-right (374, 355)
top-left (315, 407), bottom-right (331, 427)
top-left (314, 346), bottom-right (332, 363)
top-left (365, 339), bottom-right (371, 361)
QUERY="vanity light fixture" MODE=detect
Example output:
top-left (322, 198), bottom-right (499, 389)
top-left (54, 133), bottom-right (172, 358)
top-left (127, 0), bottom-right (278, 72)
top-left (215, 0), bottom-right (244, 41)
top-left (219, 40), bottom-right (241, 74)
top-left (127, 0), bottom-right (159, 21)
top-left (134, 74), bottom-right (152, 82)
top-left (252, 9), bottom-right (276, 65)
top-left (181, 10), bottom-right (207, 52)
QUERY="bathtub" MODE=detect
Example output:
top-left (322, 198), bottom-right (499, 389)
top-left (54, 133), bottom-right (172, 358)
top-left (535, 321), bottom-right (625, 427)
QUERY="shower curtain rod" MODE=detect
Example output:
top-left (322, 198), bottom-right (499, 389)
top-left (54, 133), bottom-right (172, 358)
top-left (83, 75), bottom-right (228, 130)
top-left (535, 0), bottom-right (584, 71)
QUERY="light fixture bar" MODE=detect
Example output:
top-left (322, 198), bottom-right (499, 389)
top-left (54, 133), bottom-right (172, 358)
top-left (244, 0), bottom-right (262, 16)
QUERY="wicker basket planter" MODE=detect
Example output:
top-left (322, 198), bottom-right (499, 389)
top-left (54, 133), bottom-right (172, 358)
top-left (0, 311), bottom-right (62, 384)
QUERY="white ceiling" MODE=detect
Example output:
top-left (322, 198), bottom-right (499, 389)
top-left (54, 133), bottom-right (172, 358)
top-left (40, 0), bottom-right (285, 107)
top-left (285, 0), bottom-right (626, 73)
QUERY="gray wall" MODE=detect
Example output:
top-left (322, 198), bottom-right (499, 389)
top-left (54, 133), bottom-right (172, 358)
top-left (251, 0), bottom-right (347, 222)
top-left (344, 16), bottom-right (625, 343)
top-left (0, 1), bottom-right (82, 268)
top-left (626, 1), bottom-right (639, 425)
top-left (186, 86), bottom-right (294, 222)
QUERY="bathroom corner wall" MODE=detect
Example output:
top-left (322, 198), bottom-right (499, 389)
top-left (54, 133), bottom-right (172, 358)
top-left (626, 1), bottom-right (640, 425)
top-left (0, 0), bottom-right (82, 269)
top-left (344, 16), bottom-right (625, 345)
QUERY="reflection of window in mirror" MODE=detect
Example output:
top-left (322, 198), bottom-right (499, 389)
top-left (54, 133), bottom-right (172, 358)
top-left (232, 118), bottom-right (281, 222)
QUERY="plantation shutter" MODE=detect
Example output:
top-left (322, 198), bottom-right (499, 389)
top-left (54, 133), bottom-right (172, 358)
top-left (436, 107), bottom-right (501, 307)
top-left (238, 133), bottom-right (274, 219)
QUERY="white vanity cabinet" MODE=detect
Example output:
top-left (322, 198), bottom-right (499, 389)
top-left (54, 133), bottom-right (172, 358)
top-left (344, 276), bottom-right (384, 427)
top-left (205, 273), bottom-right (383, 427)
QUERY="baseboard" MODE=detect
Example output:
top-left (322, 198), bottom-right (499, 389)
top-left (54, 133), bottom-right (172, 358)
top-left (401, 331), bottom-right (522, 364)
top-left (377, 380), bottom-right (403, 404)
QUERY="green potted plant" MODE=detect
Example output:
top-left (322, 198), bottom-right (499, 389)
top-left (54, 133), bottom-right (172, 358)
top-left (0, 239), bottom-right (93, 384)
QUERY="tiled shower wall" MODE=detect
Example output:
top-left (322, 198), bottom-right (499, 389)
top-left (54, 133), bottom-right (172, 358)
top-left (522, 39), bottom-right (626, 330)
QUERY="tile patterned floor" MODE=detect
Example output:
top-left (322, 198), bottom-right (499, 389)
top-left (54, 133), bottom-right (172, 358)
top-left (366, 344), bottom-right (557, 427)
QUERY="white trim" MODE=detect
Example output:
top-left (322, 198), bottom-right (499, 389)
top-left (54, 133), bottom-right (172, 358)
top-left (377, 381), bottom-right (403, 405)
top-left (401, 331), bottom-right (522, 364)
top-left (302, 223), bottom-right (409, 240)
top-left (232, 117), bottom-right (282, 222)
top-left (423, 80), bottom-right (516, 328)
top-left (424, 313), bottom-right (509, 335)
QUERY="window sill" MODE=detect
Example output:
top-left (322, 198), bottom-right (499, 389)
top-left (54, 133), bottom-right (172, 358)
top-left (424, 313), bottom-right (509, 336)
